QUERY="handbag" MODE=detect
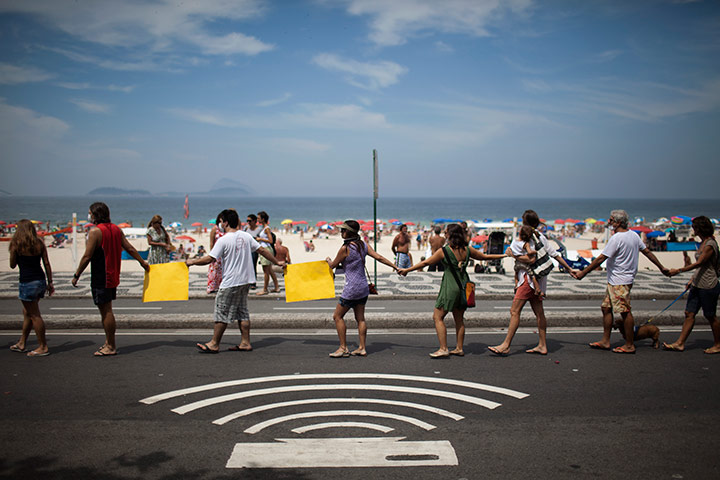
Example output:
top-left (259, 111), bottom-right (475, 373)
top-left (530, 232), bottom-right (554, 278)
top-left (364, 265), bottom-right (378, 295)
top-left (443, 246), bottom-right (475, 308)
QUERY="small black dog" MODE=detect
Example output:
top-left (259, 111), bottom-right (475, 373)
top-left (613, 320), bottom-right (660, 349)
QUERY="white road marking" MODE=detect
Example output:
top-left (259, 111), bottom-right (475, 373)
top-left (492, 306), bottom-right (597, 310)
top-left (292, 422), bottom-right (394, 434)
top-left (171, 384), bottom-right (502, 414)
top-left (50, 307), bottom-right (163, 311)
top-left (213, 397), bottom-right (464, 425)
top-left (226, 438), bottom-right (458, 468)
top-left (273, 307), bottom-right (385, 310)
top-left (245, 409), bottom-right (436, 434)
top-left (140, 373), bottom-right (528, 405)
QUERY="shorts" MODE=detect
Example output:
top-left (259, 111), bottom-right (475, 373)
top-left (259, 245), bottom-right (275, 267)
top-left (513, 278), bottom-right (535, 301)
top-left (601, 284), bottom-right (632, 313)
top-left (339, 296), bottom-right (368, 308)
top-left (686, 284), bottom-right (720, 319)
top-left (18, 279), bottom-right (46, 302)
top-left (428, 262), bottom-right (445, 272)
top-left (92, 287), bottom-right (117, 305)
top-left (395, 252), bottom-right (412, 269)
top-left (214, 284), bottom-right (250, 324)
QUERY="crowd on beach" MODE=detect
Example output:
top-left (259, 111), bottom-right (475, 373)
top-left (6, 202), bottom-right (720, 359)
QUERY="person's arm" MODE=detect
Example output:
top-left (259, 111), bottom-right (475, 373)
top-left (72, 227), bottom-right (102, 286)
top-left (285, 248), bottom-right (292, 264)
top-left (186, 254), bottom-right (216, 266)
top-left (326, 245), bottom-right (349, 269)
top-left (391, 235), bottom-right (399, 255)
top-left (146, 233), bottom-right (164, 247)
top-left (399, 248), bottom-right (445, 275)
top-left (367, 242), bottom-right (399, 272)
top-left (640, 248), bottom-right (669, 275)
top-left (576, 254), bottom-right (607, 280)
top-left (209, 226), bottom-right (218, 249)
top-left (257, 246), bottom-right (283, 265)
top-left (121, 234), bottom-right (150, 272)
top-left (40, 243), bottom-right (54, 296)
top-left (9, 249), bottom-right (17, 269)
top-left (668, 244), bottom-right (712, 276)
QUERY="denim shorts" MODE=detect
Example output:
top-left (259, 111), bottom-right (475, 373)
top-left (686, 284), bottom-right (720, 319)
top-left (339, 296), bottom-right (368, 308)
top-left (18, 279), bottom-right (46, 302)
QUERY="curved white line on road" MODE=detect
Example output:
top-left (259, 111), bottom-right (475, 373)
top-left (140, 373), bottom-right (528, 404)
top-left (292, 422), bottom-right (394, 434)
top-left (245, 410), bottom-right (435, 434)
top-left (172, 384), bottom-right (501, 415)
top-left (213, 397), bottom-right (464, 425)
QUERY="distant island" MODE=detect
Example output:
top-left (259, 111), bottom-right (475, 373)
top-left (0, 188), bottom-right (11, 196)
top-left (88, 187), bottom-right (152, 196)
top-left (88, 178), bottom-right (252, 197)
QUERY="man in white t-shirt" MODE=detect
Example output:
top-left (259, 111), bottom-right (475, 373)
top-left (577, 210), bottom-right (668, 354)
top-left (187, 209), bottom-right (283, 353)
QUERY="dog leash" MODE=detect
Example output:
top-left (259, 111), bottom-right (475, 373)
top-left (647, 286), bottom-right (690, 323)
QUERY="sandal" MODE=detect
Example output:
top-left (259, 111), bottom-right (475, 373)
top-left (329, 348), bottom-right (350, 358)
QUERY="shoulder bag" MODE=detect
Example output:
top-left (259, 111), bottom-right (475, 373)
top-left (443, 246), bottom-right (475, 308)
top-left (530, 232), bottom-right (554, 278)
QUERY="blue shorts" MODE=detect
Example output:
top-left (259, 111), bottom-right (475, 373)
top-left (19, 279), bottom-right (46, 302)
top-left (395, 252), bottom-right (411, 269)
top-left (92, 287), bottom-right (117, 306)
top-left (686, 284), bottom-right (720, 319)
top-left (339, 296), bottom-right (368, 308)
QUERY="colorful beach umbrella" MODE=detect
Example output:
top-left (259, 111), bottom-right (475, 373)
top-left (316, 221), bottom-right (327, 227)
top-left (472, 235), bottom-right (488, 243)
top-left (176, 235), bottom-right (195, 242)
top-left (117, 222), bottom-right (131, 228)
top-left (585, 218), bottom-right (597, 224)
top-left (360, 223), bottom-right (374, 231)
top-left (554, 219), bottom-right (565, 224)
top-left (388, 218), bottom-right (399, 223)
top-left (406, 222), bottom-right (416, 226)
top-left (281, 219), bottom-right (293, 224)
top-left (671, 216), bottom-right (691, 225)
top-left (647, 231), bottom-right (665, 238)
top-left (0, 221), bottom-right (5, 225)
top-left (630, 226), bottom-right (652, 234)
top-left (191, 222), bottom-right (203, 227)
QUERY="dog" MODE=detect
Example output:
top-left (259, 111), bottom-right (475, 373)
top-left (613, 320), bottom-right (660, 349)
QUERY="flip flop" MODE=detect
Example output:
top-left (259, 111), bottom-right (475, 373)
top-left (588, 342), bottom-right (610, 350)
top-left (27, 350), bottom-right (50, 357)
top-left (662, 343), bottom-right (684, 352)
top-left (525, 349), bottom-right (547, 355)
top-left (94, 349), bottom-right (117, 357)
top-left (10, 345), bottom-right (26, 353)
top-left (612, 346), bottom-right (636, 354)
top-left (228, 345), bottom-right (253, 352)
top-left (449, 350), bottom-right (464, 357)
top-left (329, 349), bottom-right (350, 358)
top-left (429, 350), bottom-right (450, 359)
top-left (350, 350), bottom-right (367, 357)
top-left (487, 346), bottom-right (508, 356)
top-left (196, 343), bottom-right (219, 354)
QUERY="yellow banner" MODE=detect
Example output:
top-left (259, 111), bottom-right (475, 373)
top-left (142, 262), bottom-right (189, 302)
top-left (284, 261), bottom-right (336, 303)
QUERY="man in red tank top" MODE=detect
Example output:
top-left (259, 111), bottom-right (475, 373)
top-left (72, 202), bottom-right (149, 356)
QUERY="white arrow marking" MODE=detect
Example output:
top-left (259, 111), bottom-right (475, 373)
top-left (292, 422), bottom-right (394, 434)
top-left (213, 397), bottom-right (463, 425)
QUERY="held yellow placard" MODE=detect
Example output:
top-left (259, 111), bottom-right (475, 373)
top-left (284, 261), bottom-right (336, 303)
top-left (142, 262), bottom-right (189, 302)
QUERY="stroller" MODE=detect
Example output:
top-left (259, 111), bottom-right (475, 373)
top-left (477, 231), bottom-right (507, 274)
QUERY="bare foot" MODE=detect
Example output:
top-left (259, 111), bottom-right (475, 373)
top-left (256, 290), bottom-right (269, 296)
top-left (449, 348), bottom-right (464, 356)
top-left (704, 346), bottom-right (720, 354)
top-left (429, 349), bottom-right (450, 358)
top-left (488, 345), bottom-right (509, 355)
top-left (94, 346), bottom-right (117, 356)
top-left (662, 342), bottom-right (684, 352)
top-left (525, 346), bottom-right (547, 355)
top-left (329, 348), bottom-right (349, 358)
top-left (350, 348), bottom-right (367, 356)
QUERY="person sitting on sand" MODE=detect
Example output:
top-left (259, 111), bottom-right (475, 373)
top-left (663, 216), bottom-right (720, 354)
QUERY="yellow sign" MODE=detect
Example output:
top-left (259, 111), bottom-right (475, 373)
top-left (284, 261), bottom-right (336, 303)
top-left (142, 262), bottom-right (189, 302)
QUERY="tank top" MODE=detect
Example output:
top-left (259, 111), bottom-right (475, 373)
top-left (693, 237), bottom-right (719, 289)
top-left (341, 241), bottom-right (369, 300)
top-left (18, 255), bottom-right (44, 283)
top-left (90, 223), bottom-right (123, 288)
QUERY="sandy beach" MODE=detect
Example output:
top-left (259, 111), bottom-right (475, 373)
top-left (0, 226), bottom-right (690, 276)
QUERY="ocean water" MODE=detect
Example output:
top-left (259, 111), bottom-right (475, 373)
top-left (0, 196), bottom-right (717, 229)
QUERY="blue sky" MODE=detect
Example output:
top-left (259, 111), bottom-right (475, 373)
top-left (1, 0), bottom-right (718, 198)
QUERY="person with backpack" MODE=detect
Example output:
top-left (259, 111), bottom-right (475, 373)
top-left (489, 210), bottom-right (578, 356)
top-left (663, 216), bottom-right (720, 354)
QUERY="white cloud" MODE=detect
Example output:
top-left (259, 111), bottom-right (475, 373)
top-left (283, 103), bottom-right (390, 129)
top-left (0, 0), bottom-right (274, 60)
top-left (166, 108), bottom-right (248, 128)
top-left (312, 53), bottom-right (407, 89)
top-left (57, 82), bottom-right (135, 93)
top-left (0, 63), bottom-right (54, 84)
top-left (591, 49), bottom-right (623, 63)
top-left (262, 137), bottom-right (331, 153)
top-left (434, 41), bottom-right (454, 53)
top-left (70, 99), bottom-right (112, 114)
top-left (341, 0), bottom-right (533, 46)
top-left (0, 98), bottom-right (70, 138)
top-left (256, 93), bottom-right (292, 107)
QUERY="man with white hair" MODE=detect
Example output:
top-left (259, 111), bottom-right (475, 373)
top-left (576, 210), bottom-right (669, 353)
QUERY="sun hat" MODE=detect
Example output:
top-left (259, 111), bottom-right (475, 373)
top-left (338, 220), bottom-right (359, 234)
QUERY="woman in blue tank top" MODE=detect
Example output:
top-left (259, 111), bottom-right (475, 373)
top-left (8, 219), bottom-right (53, 357)
top-left (326, 220), bottom-right (398, 357)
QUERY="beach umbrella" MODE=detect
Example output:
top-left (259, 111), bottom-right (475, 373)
top-left (0, 221), bottom-right (5, 225)
top-left (388, 218), bottom-right (399, 223)
top-left (117, 222), bottom-right (131, 228)
top-left (406, 222), bottom-right (416, 226)
top-left (31, 220), bottom-right (43, 224)
top-left (84, 223), bottom-right (95, 229)
top-left (575, 221), bottom-right (586, 226)
top-left (630, 226), bottom-right (652, 233)
top-left (554, 219), bottom-right (565, 224)
top-left (191, 222), bottom-right (203, 227)
top-left (316, 221), bottom-right (327, 227)
top-left (391, 221), bottom-right (402, 226)
top-left (585, 218), bottom-right (597, 224)
top-left (656, 217), bottom-right (669, 223)
top-left (502, 218), bottom-right (513, 223)
top-left (176, 235), bottom-right (195, 242)
top-left (711, 218), bottom-right (719, 225)
top-left (208, 218), bottom-right (216, 224)
top-left (539, 218), bottom-right (546, 223)
top-left (169, 222), bottom-right (182, 228)
top-left (634, 217), bottom-right (644, 224)
top-left (281, 219), bottom-right (293, 225)
top-left (671, 216), bottom-right (684, 225)
top-left (483, 218), bottom-right (492, 222)
top-left (472, 235), bottom-right (488, 243)
top-left (7, 223), bottom-right (17, 228)
top-left (647, 231), bottom-right (665, 238)
top-left (360, 223), bottom-right (374, 231)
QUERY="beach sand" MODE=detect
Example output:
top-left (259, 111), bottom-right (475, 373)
top-left (0, 227), bottom-right (689, 275)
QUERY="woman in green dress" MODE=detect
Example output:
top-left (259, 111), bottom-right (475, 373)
top-left (146, 215), bottom-right (172, 265)
top-left (399, 224), bottom-right (509, 358)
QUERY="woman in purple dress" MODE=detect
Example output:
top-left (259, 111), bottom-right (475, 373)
top-left (326, 220), bottom-right (398, 357)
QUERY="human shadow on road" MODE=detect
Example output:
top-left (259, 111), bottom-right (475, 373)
top-left (116, 339), bottom-right (197, 354)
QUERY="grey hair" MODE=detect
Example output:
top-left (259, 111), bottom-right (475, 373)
top-left (609, 210), bottom-right (629, 229)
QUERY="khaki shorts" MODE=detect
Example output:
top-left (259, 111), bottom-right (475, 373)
top-left (601, 284), bottom-right (633, 313)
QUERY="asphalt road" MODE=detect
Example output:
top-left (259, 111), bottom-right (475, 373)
top-left (0, 297), bottom-right (689, 316)
top-left (1, 329), bottom-right (718, 479)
